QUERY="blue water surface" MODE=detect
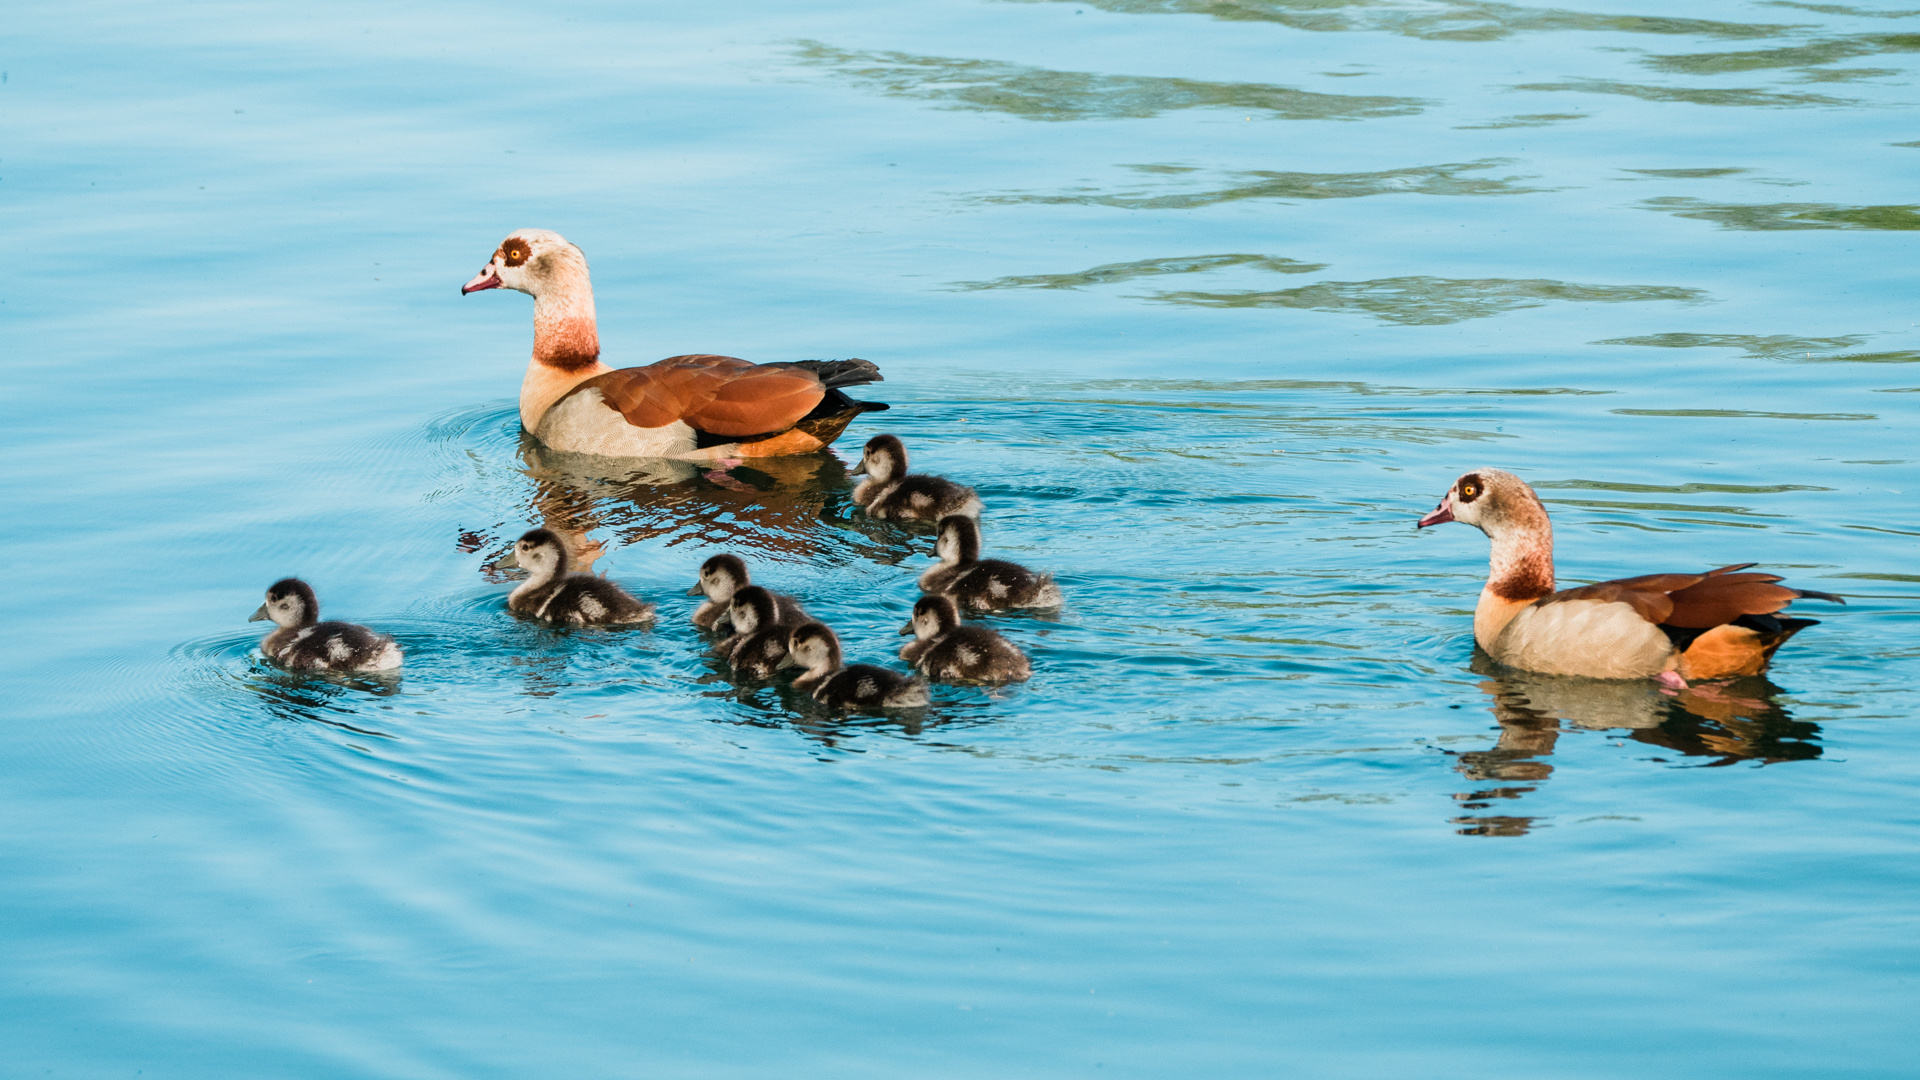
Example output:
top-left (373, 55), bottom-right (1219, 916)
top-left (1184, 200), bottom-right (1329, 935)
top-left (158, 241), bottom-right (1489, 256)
top-left (3, 0), bottom-right (1917, 1076)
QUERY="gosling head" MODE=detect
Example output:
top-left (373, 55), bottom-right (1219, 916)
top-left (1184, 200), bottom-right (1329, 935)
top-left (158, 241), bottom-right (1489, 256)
top-left (1417, 468), bottom-right (1550, 540)
top-left (250, 578), bottom-right (319, 629)
top-left (689, 553), bottom-right (749, 601)
top-left (900, 593), bottom-right (962, 639)
top-left (851, 434), bottom-right (907, 482)
top-left (728, 586), bottom-right (778, 635)
top-left (461, 229), bottom-right (588, 298)
top-left (933, 515), bottom-right (981, 565)
top-left (780, 621), bottom-right (843, 673)
top-left (508, 527), bottom-right (570, 578)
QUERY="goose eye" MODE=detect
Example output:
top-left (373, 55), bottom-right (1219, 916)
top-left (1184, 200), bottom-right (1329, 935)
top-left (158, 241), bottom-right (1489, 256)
top-left (1459, 481), bottom-right (1480, 500)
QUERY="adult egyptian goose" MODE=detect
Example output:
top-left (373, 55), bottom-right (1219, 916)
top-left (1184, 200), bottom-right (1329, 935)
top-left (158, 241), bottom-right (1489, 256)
top-left (250, 578), bottom-right (403, 673)
top-left (462, 230), bottom-right (888, 460)
top-left (1417, 468), bottom-right (1843, 685)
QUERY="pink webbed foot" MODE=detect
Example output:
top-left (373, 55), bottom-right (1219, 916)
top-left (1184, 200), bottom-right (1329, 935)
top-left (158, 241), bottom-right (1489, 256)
top-left (1657, 670), bottom-right (1688, 694)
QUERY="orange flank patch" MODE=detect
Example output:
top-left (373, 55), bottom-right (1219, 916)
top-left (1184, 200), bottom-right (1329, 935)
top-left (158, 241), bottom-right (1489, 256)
top-left (735, 427), bottom-right (829, 458)
top-left (1677, 624), bottom-right (1772, 680)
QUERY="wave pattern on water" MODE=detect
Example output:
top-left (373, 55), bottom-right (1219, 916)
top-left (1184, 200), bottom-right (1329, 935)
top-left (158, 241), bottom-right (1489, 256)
top-left (1594, 332), bottom-right (1920, 362)
top-left (976, 158), bottom-right (1545, 209)
top-left (1638, 196), bottom-right (1920, 229)
top-left (1512, 77), bottom-right (1858, 107)
top-left (1149, 275), bottom-right (1709, 324)
top-left (949, 253), bottom-right (1328, 291)
top-left (1009, 0), bottom-right (1804, 41)
top-left (792, 40), bottom-right (1427, 122)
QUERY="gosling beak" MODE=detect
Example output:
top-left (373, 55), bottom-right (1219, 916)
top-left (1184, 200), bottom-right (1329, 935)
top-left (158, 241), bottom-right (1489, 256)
top-left (488, 548), bottom-right (522, 571)
top-left (461, 267), bottom-right (503, 295)
top-left (248, 603), bottom-right (269, 622)
top-left (776, 652), bottom-right (798, 670)
top-left (898, 621), bottom-right (915, 636)
top-left (1417, 496), bottom-right (1455, 529)
top-left (686, 582), bottom-right (705, 596)
top-left (849, 459), bottom-right (868, 477)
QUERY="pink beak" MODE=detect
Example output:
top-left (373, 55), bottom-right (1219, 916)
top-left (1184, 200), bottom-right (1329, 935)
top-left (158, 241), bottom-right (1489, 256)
top-left (461, 267), bottom-right (502, 294)
top-left (1417, 495), bottom-right (1455, 529)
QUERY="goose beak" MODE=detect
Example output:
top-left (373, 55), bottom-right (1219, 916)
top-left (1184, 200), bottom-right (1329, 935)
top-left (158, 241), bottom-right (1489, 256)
top-left (686, 582), bottom-right (705, 596)
top-left (1417, 496), bottom-right (1455, 529)
top-left (248, 603), bottom-right (269, 622)
top-left (849, 459), bottom-right (869, 477)
top-left (461, 267), bottom-right (503, 294)
top-left (488, 548), bottom-right (522, 571)
top-left (776, 652), bottom-right (797, 670)
top-left (898, 621), bottom-right (915, 636)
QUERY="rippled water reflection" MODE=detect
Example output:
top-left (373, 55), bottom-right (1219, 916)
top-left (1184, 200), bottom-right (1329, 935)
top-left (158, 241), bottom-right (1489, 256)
top-left (5, 0), bottom-right (1918, 1075)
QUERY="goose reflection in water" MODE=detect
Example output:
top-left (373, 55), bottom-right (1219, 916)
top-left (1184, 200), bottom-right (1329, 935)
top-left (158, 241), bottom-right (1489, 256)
top-left (1449, 652), bottom-right (1820, 837)
top-left (462, 433), bottom-right (903, 583)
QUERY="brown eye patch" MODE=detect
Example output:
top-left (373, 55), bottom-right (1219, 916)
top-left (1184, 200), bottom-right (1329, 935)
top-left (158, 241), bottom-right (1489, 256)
top-left (500, 237), bottom-right (531, 267)
top-left (1457, 473), bottom-right (1484, 502)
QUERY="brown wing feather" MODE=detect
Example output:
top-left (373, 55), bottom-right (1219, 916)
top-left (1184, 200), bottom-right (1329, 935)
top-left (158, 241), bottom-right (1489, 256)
top-left (1664, 573), bottom-right (1801, 628)
top-left (581, 366), bottom-right (687, 428)
top-left (572, 354), bottom-right (825, 435)
top-left (1547, 565), bottom-right (1813, 630)
top-left (689, 369), bottom-right (826, 436)
top-left (1545, 573), bottom-right (1705, 624)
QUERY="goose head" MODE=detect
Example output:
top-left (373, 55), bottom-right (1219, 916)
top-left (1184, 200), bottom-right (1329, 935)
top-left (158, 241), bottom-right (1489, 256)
top-left (250, 577), bottom-right (319, 629)
top-left (900, 594), bottom-right (962, 639)
top-left (462, 230), bottom-right (588, 298)
top-left (1417, 468), bottom-right (1550, 541)
top-left (851, 434), bottom-right (907, 483)
top-left (689, 553), bottom-right (749, 601)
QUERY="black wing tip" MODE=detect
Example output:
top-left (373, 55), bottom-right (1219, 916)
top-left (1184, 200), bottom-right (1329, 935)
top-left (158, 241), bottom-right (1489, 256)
top-left (1795, 589), bottom-right (1847, 605)
top-left (792, 358), bottom-right (884, 388)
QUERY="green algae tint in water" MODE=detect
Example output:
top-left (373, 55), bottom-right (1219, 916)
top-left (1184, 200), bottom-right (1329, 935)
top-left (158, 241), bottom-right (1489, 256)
top-left (2, 0), bottom-right (1917, 1076)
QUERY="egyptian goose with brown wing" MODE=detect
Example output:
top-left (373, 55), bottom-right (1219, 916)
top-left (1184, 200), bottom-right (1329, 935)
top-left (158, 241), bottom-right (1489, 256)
top-left (1417, 468), bottom-right (1843, 686)
top-left (462, 230), bottom-right (887, 460)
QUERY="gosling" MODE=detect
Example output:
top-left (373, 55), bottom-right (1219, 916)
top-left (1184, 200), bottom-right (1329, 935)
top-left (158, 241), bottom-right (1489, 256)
top-left (686, 553), bottom-right (809, 632)
top-left (497, 528), bottom-right (655, 626)
top-left (918, 515), bottom-right (1062, 611)
top-left (780, 621), bottom-right (930, 708)
top-left (851, 434), bottom-right (983, 521)
top-left (249, 578), bottom-right (403, 673)
top-left (899, 594), bottom-right (1031, 684)
top-left (719, 585), bottom-right (797, 680)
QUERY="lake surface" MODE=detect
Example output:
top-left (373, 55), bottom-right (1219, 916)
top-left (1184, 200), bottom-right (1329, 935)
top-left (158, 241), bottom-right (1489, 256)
top-left (4, 0), bottom-right (1917, 1075)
